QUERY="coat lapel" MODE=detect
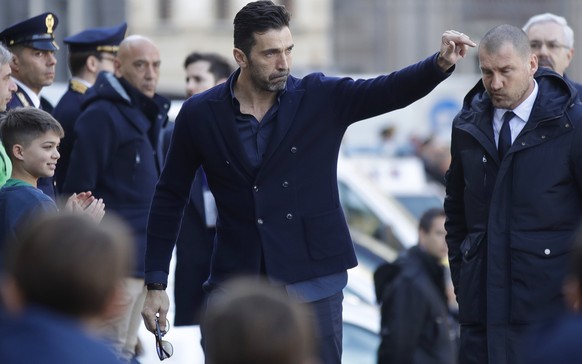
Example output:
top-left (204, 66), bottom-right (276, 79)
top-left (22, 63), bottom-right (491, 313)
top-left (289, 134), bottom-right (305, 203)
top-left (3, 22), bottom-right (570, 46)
top-left (209, 97), bottom-right (255, 181)
top-left (260, 87), bottom-right (304, 171)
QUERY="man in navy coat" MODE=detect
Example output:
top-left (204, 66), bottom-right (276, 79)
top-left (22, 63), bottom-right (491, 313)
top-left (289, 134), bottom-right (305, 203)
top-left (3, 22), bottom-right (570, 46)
top-left (141, 2), bottom-right (474, 363)
top-left (52, 22), bottom-right (127, 194)
top-left (445, 24), bottom-right (582, 364)
top-left (0, 12), bottom-right (60, 199)
top-left (62, 35), bottom-right (169, 362)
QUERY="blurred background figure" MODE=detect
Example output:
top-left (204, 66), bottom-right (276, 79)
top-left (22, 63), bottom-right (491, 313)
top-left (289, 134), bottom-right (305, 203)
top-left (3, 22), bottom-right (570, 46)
top-left (52, 22), bottom-right (127, 193)
top-left (523, 12), bottom-right (582, 93)
top-left (0, 12), bottom-right (60, 200)
top-left (165, 51), bottom-right (234, 328)
top-left (0, 213), bottom-right (133, 364)
top-left (522, 224), bottom-right (582, 363)
top-left (374, 208), bottom-right (457, 364)
top-left (203, 277), bottom-right (319, 364)
top-left (184, 51), bottom-right (232, 97)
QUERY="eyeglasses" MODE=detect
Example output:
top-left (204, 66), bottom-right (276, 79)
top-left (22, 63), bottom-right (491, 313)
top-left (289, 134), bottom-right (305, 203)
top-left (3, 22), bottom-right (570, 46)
top-left (530, 40), bottom-right (570, 52)
top-left (155, 318), bottom-right (174, 361)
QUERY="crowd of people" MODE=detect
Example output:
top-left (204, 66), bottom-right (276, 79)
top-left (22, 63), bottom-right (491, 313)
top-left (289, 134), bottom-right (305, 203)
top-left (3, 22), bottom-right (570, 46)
top-left (1, 2), bottom-right (582, 364)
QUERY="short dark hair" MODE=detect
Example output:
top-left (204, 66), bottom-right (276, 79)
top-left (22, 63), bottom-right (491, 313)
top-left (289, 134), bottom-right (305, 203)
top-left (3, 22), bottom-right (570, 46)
top-left (0, 107), bottom-right (64, 161)
top-left (419, 207), bottom-right (446, 233)
top-left (480, 24), bottom-right (531, 60)
top-left (68, 50), bottom-right (113, 76)
top-left (183, 52), bottom-right (233, 81)
top-left (204, 277), bottom-right (317, 364)
top-left (3, 213), bottom-right (134, 318)
top-left (233, 0), bottom-right (291, 57)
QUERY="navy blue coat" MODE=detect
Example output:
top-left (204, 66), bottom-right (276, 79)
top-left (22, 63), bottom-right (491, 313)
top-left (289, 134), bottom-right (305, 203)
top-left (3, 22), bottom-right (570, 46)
top-left (145, 53), bottom-right (451, 287)
top-left (161, 124), bottom-right (215, 325)
top-left (522, 313), bottom-right (582, 364)
top-left (62, 72), bottom-right (169, 277)
top-left (0, 307), bottom-right (123, 364)
top-left (6, 85), bottom-right (56, 200)
top-left (444, 68), bottom-right (582, 364)
top-left (52, 79), bottom-right (89, 194)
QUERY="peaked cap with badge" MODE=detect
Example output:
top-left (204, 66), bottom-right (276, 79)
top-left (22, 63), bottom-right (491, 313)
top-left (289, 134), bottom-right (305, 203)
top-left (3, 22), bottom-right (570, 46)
top-left (0, 12), bottom-right (59, 51)
top-left (64, 22), bottom-right (127, 54)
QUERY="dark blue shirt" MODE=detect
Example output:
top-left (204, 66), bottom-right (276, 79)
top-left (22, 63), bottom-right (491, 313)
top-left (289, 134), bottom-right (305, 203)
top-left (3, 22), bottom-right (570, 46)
top-left (231, 83), bottom-right (281, 173)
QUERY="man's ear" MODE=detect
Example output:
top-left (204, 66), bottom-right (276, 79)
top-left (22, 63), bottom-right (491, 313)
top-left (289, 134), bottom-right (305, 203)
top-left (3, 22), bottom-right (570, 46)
top-left (233, 48), bottom-right (247, 68)
top-left (12, 144), bottom-right (24, 161)
top-left (563, 275), bottom-right (582, 312)
top-left (10, 53), bottom-right (19, 73)
top-left (0, 276), bottom-right (25, 314)
top-left (86, 55), bottom-right (100, 73)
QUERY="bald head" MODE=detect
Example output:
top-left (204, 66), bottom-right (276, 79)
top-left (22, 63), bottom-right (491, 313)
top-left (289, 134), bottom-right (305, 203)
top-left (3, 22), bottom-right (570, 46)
top-left (115, 35), bottom-right (161, 98)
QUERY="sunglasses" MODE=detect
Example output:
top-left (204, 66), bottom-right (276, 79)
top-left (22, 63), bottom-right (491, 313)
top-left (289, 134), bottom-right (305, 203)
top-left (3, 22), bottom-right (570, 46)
top-left (155, 318), bottom-right (174, 361)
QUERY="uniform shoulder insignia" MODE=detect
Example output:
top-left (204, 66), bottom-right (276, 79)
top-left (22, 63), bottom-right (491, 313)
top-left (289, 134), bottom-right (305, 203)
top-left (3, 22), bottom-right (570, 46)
top-left (15, 92), bottom-right (31, 107)
top-left (70, 79), bottom-right (89, 94)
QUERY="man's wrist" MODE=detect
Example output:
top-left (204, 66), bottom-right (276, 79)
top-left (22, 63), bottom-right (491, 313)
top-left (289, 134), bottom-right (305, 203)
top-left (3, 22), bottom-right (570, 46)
top-left (146, 283), bottom-right (167, 291)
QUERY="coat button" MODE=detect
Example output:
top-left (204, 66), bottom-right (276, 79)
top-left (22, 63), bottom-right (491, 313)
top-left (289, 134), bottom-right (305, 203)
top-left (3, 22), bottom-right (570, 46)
top-left (290, 146), bottom-right (297, 153)
top-left (566, 123), bottom-right (571, 128)
top-left (286, 213), bottom-right (293, 220)
top-left (282, 181), bottom-right (289, 188)
top-left (541, 135), bottom-right (546, 139)
top-left (253, 185), bottom-right (259, 192)
top-left (521, 142), bottom-right (526, 146)
top-left (257, 218), bottom-right (264, 225)
top-left (544, 248), bottom-right (551, 256)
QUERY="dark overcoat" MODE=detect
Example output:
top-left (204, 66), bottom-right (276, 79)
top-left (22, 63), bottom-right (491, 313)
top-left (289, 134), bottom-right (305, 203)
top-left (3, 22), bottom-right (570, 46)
top-left (52, 79), bottom-right (89, 193)
top-left (62, 72), bottom-right (169, 277)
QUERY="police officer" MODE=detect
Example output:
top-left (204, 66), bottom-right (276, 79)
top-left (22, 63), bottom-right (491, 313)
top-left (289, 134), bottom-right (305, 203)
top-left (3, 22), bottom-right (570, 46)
top-left (52, 22), bottom-right (127, 193)
top-left (0, 12), bottom-right (60, 199)
top-left (0, 12), bottom-right (59, 112)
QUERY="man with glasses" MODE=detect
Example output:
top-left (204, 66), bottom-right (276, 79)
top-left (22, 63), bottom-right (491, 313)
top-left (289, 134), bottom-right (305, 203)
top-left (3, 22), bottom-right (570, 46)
top-left (523, 13), bottom-right (582, 94)
top-left (52, 22), bottom-right (127, 193)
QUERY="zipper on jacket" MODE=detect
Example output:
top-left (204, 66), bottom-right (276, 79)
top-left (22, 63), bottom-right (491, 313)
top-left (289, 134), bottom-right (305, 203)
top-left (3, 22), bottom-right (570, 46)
top-left (482, 154), bottom-right (487, 188)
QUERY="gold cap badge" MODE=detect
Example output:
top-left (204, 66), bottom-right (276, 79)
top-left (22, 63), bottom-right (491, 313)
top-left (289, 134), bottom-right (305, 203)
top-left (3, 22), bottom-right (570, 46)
top-left (45, 14), bottom-right (54, 34)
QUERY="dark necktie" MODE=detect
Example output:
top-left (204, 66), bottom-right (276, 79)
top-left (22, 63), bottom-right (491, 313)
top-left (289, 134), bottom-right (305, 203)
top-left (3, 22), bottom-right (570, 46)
top-left (498, 111), bottom-right (514, 159)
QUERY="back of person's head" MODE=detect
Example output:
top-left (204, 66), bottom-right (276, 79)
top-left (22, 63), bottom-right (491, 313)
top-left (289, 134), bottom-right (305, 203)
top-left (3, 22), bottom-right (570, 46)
top-left (480, 24), bottom-right (532, 59)
top-left (523, 13), bottom-right (574, 49)
top-left (204, 277), bottom-right (319, 364)
top-left (233, 0), bottom-right (291, 57)
top-left (183, 52), bottom-right (233, 81)
top-left (0, 44), bottom-right (12, 67)
top-left (0, 107), bottom-right (64, 162)
top-left (1, 213), bottom-right (134, 318)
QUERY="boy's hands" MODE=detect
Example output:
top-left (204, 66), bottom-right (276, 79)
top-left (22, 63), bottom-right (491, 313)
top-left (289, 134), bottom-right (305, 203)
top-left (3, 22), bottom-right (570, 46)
top-left (65, 191), bottom-right (106, 223)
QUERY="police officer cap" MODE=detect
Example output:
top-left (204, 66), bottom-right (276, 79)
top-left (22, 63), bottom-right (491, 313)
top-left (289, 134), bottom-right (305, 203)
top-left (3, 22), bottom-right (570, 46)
top-left (64, 22), bottom-right (127, 53)
top-left (0, 12), bottom-right (59, 51)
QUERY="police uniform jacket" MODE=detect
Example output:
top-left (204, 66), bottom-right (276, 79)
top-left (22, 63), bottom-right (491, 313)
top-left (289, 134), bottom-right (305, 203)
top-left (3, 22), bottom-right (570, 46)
top-left (52, 79), bottom-right (90, 193)
top-left (7, 84), bottom-right (54, 113)
top-left (62, 71), bottom-right (169, 278)
top-left (6, 85), bottom-right (55, 199)
top-left (444, 68), bottom-right (582, 364)
top-left (145, 53), bottom-right (452, 287)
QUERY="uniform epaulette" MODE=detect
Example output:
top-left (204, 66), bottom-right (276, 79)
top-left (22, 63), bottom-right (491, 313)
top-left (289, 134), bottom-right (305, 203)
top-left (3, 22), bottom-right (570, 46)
top-left (70, 79), bottom-right (89, 94)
